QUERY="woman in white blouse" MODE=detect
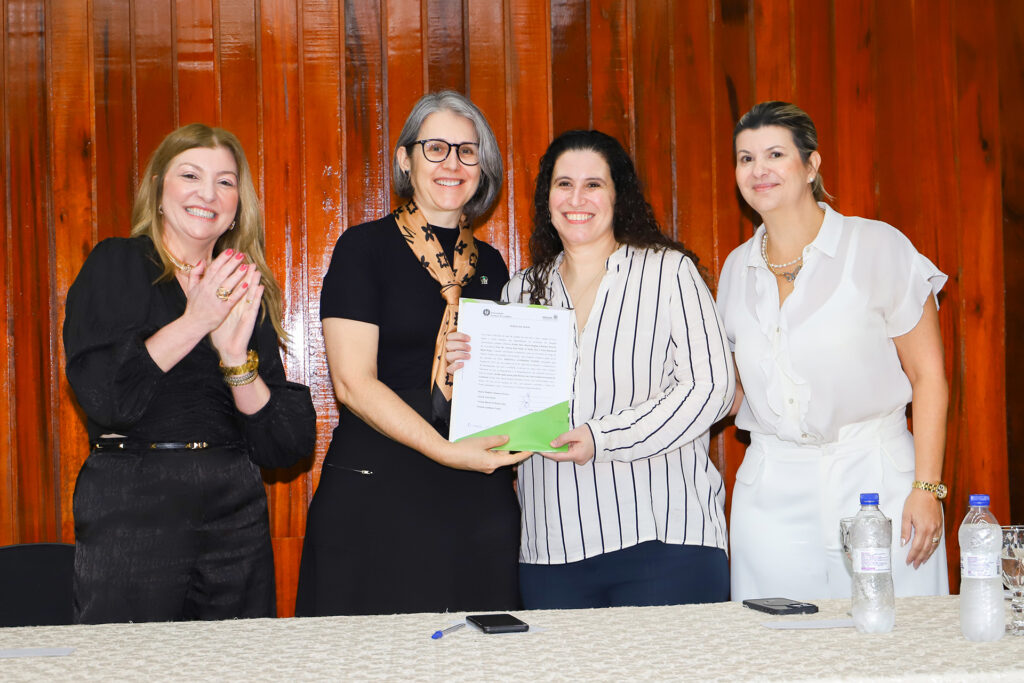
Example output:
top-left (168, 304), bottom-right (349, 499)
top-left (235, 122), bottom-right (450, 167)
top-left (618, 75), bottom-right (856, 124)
top-left (718, 101), bottom-right (949, 601)
top-left (449, 130), bottom-right (734, 609)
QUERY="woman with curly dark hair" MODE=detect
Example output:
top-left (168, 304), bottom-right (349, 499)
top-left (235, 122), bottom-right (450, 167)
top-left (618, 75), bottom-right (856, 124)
top-left (448, 130), bottom-right (734, 609)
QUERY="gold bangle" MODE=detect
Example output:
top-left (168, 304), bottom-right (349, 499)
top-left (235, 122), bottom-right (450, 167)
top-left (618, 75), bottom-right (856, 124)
top-left (224, 368), bottom-right (258, 387)
top-left (220, 350), bottom-right (258, 377)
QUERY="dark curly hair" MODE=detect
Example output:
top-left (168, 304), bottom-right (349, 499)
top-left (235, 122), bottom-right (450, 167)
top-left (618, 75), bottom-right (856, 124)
top-left (524, 130), bottom-right (699, 304)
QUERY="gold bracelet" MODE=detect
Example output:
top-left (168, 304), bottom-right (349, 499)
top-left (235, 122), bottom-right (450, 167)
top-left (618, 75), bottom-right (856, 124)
top-left (224, 368), bottom-right (258, 387)
top-left (912, 480), bottom-right (948, 500)
top-left (220, 350), bottom-right (258, 377)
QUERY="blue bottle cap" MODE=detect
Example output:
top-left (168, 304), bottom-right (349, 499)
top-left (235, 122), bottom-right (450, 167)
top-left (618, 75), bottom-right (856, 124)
top-left (968, 494), bottom-right (990, 507)
top-left (860, 492), bottom-right (879, 505)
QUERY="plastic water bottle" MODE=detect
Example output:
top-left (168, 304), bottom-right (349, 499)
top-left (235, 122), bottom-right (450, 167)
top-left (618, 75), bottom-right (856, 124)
top-left (850, 493), bottom-right (895, 633)
top-left (959, 494), bottom-right (1005, 641)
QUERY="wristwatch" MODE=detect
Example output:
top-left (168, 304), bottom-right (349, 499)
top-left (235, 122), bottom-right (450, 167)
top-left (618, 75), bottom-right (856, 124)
top-left (912, 480), bottom-right (948, 500)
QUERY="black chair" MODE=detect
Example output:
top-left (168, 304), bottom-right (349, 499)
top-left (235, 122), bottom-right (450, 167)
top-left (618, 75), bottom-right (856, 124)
top-left (0, 542), bottom-right (75, 627)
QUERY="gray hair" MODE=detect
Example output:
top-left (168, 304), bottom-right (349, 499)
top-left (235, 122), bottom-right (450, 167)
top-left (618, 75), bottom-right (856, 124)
top-left (392, 90), bottom-right (503, 221)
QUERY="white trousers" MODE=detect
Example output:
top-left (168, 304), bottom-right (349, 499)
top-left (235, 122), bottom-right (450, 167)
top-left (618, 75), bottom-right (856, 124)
top-left (730, 410), bottom-right (949, 602)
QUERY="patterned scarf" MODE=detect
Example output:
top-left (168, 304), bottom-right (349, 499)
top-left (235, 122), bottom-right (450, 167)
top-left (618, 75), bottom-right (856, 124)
top-left (394, 199), bottom-right (478, 425)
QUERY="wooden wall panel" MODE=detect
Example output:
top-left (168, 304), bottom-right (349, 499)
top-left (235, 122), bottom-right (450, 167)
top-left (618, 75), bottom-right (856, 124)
top-left (3, 0), bottom-right (1021, 617)
top-left (425, 0), bottom-right (464, 92)
top-left (632, 0), bottom-right (674, 235)
top-left (1000, 0), bottom-right (1024, 524)
top-left (465, 0), bottom-right (510, 262)
top-left (953, 0), bottom-right (1010, 520)
top-left (550, 0), bottom-right (589, 134)
top-left (7, 0), bottom-right (54, 543)
top-left (299, 0), bottom-right (344, 499)
top-left (831, 0), bottom-right (874, 216)
top-left (589, 0), bottom-right (630, 148)
top-left (175, 0), bottom-right (218, 125)
top-left (134, 1), bottom-right (176, 171)
top-left (93, 0), bottom-right (135, 242)
top-left (219, 1), bottom-right (260, 160)
top-left (752, 0), bottom-right (793, 102)
top-left (48, 0), bottom-right (94, 543)
top-left (0, 0), bottom-right (12, 547)
top-left (505, 0), bottom-right (551, 264)
top-left (713, 0), bottom-right (754, 510)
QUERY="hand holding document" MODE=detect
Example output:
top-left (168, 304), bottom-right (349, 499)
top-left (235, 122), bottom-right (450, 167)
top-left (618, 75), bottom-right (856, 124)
top-left (449, 298), bottom-right (572, 452)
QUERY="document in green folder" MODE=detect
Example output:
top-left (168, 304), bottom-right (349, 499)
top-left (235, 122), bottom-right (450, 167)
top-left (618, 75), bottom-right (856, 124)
top-left (449, 298), bottom-right (572, 452)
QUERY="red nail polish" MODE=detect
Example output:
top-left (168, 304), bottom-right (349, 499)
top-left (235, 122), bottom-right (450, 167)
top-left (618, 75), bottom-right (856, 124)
top-left (242, 282), bottom-right (249, 289)
top-left (235, 252), bottom-right (244, 260)
top-left (240, 264), bottom-right (248, 272)
top-left (224, 248), bottom-right (233, 256)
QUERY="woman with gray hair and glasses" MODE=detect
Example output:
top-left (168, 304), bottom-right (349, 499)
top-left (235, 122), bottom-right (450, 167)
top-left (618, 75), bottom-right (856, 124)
top-left (296, 91), bottom-right (529, 616)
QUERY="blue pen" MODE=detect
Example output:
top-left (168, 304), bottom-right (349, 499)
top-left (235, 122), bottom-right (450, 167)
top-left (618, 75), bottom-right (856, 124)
top-left (431, 622), bottom-right (466, 639)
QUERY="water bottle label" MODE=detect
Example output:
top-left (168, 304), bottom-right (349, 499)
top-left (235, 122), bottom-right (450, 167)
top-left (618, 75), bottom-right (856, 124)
top-left (853, 547), bottom-right (891, 574)
top-left (960, 553), bottom-right (1000, 578)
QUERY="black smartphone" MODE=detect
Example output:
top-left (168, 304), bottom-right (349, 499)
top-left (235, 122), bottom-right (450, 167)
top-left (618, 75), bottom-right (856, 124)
top-left (742, 598), bottom-right (818, 615)
top-left (466, 613), bottom-right (530, 633)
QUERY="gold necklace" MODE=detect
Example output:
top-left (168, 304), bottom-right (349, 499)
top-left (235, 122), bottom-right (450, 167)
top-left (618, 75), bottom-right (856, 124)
top-left (166, 251), bottom-right (195, 274)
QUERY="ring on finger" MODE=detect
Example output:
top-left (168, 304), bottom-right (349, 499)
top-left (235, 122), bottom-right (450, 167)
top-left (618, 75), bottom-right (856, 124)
top-left (931, 537), bottom-right (941, 544)
top-left (216, 287), bottom-right (232, 301)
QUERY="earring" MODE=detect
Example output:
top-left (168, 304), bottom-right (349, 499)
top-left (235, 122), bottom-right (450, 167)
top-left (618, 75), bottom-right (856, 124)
top-left (230, 220), bottom-right (237, 230)
top-left (158, 205), bottom-right (164, 215)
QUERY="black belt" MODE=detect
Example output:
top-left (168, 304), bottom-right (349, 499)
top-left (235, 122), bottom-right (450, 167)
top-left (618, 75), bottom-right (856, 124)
top-left (92, 438), bottom-right (243, 452)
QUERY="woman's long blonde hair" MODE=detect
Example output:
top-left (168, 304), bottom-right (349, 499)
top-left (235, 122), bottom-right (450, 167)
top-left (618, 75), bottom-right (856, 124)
top-left (131, 123), bottom-right (287, 342)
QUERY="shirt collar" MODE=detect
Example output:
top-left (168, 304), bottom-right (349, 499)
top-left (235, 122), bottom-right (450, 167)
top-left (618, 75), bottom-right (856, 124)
top-left (746, 201), bottom-right (841, 269)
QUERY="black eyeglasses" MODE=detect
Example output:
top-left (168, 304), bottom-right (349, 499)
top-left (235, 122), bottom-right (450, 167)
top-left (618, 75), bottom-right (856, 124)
top-left (410, 139), bottom-right (480, 166)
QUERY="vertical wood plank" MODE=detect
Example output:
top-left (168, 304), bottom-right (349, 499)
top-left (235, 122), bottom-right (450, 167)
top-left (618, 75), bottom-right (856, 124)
top-left (7, 0), bottom-right (56, 543)
top-left (672, 0), bottom-right (715, 263)
top-left (134, 0), bottom-right (177, 174)
top-left (258, 0), bottom-right (305, 617)
top-left (589, 0), bottom-right (630, 147)
top-left (175, 0), bottom-right (218, 125)
top-left (345, 0), bottom-right (387, 227)
top-left (751, 0), bottom-right (793, 102)
top-left (465, 0), bottom-right (511, 265)
top-left (219, 0), bottom-right (261, 166)
top-left (505, 0), bottom-right (552, 264)
top-left (425, 0), bottom-right (464, 93)
top-left (93, 0), bottom-right (136, 242)
top-left (791, 0), bottom-right (835, 213)
top-left (384, 0), bottom-right (423, 210)
top-left (0, 0), bottom-right (17, 545)
top-left (550, 0), bottom-right (590, 134)
top-left (954, 0), bottom-right (1009, 524)
top-left (907, 1), bottom-right (961, 589)
top-left (631, 0), bottom-right (675, 236)
top-left (873, 0), bottom-right (916, 229)
top-left (713, 0), bottom-right (755, 515)
top-left (831, 0), bottom-right (876, 217)
top-left (49, 0), bottom-right (96, 544)
top-left (998, 0), bottom-right (1024, 524)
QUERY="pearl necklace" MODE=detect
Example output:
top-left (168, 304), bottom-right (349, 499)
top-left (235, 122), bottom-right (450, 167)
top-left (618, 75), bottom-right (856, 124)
top-left (761, 233), bottom-right (803, 283)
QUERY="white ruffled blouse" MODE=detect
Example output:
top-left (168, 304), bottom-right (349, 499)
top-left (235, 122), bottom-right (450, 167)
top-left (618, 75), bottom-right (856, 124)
top-left (717, 203), bottom-right (946, 445)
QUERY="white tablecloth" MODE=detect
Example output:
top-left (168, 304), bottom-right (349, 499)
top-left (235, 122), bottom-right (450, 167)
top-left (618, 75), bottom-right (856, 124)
top-left (1, 596), bottom-right (1021, 681)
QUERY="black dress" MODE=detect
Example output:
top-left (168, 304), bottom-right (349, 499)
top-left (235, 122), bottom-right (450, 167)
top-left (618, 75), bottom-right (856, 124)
top-left (63, 236), bottom-right (316, 624)
top-left (295, 215), bottom-right (520, 616)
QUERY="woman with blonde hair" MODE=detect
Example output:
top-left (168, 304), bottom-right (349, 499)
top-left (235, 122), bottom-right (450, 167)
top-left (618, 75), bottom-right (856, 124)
top-left (64, 123), bottom-right (316, 623)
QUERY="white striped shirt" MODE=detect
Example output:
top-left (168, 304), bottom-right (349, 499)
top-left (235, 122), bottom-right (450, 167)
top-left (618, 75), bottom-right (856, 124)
top-left (503, 244), bottom-right (735, 564)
